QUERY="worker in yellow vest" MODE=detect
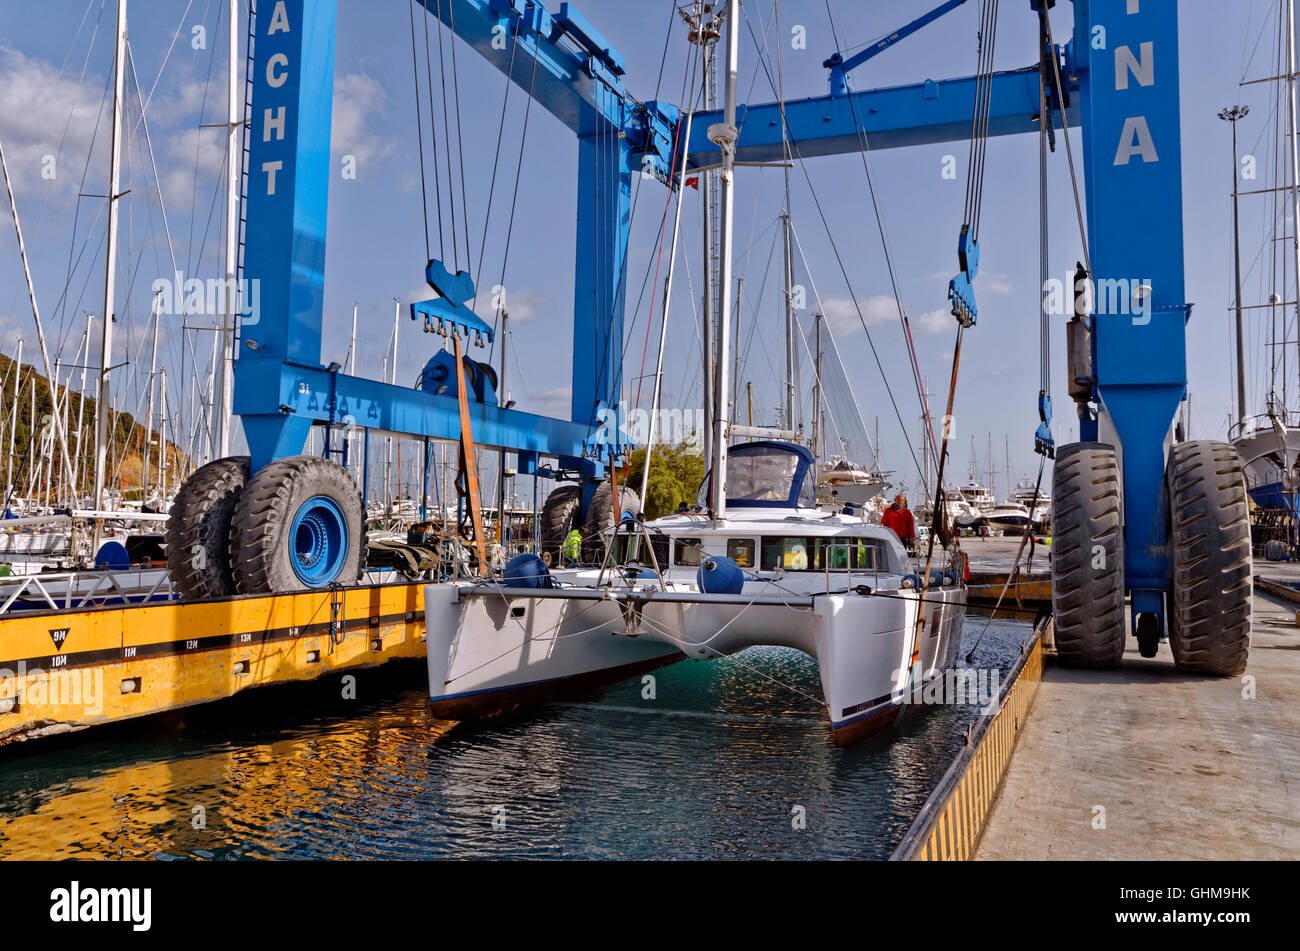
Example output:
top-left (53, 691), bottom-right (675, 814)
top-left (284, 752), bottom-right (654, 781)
top-left (561, 528), bottom-right (583, 566)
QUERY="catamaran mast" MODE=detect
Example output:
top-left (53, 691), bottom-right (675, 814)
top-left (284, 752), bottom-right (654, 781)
top-left (1287, 0), bottom-right (1300, 400)
top-left (93, 0), bottom-right (128, 546)
top-left (696, 2), bottom-right (721, 467)
top-left (214, 0), bottom-right (239, 460)
top-left (708, 0), bottom-right (739, 520)
top-left (782, 212), bottom-right (795, 430)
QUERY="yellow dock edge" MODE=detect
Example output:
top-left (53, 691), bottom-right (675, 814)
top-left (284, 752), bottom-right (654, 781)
top-left (890, 617), bottom-right (1048, 861)
top-left (0, 581), bottom-right (429, 747)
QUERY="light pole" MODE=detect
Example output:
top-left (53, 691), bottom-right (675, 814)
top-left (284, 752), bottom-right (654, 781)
top-left (1220, 104), bottom-right (1250, 429)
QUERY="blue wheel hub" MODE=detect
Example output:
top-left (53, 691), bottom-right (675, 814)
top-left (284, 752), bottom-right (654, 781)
top-left (289, 495), bottom-right (349, 586)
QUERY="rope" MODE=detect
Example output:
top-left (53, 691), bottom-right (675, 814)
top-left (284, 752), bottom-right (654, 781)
top-left (428, 0), bottom-right (449, 259)
top-left (739, 11), bottom-right (930, 492)
top-left (964, 453), bottom-right (1049, 661)
top-left (408, 0), bottom-right (432, 261)
top-left (633, 33), bottom-right (703, 421)
top-left (964, 0), bottom-right (999, 240)
top-left (447, 0), bottom-right (473, 267)
top-left (471, 13), bottom-right (523, 311)
top-left (1042, 12), bottom-right (1090, 274)
top-left (820, 3), bottom-right (940, 478)
top-left (433, 0), bottom-right (457, 268)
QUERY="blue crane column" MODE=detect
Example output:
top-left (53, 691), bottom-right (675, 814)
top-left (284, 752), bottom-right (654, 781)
top-left (1075, 0), bottom-right (1188, 629)
top-left (233, 0), bottom-right (676, 479)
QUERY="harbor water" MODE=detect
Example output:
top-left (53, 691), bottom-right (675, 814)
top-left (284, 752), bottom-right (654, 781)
top-left (0, 617), bottom-right (1030, 860)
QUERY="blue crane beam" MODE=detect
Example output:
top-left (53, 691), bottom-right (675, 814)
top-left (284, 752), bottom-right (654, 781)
top-left (824, 0), bottom-right (970, 97)
top-left (680, 64), bottom-right (1078, 169)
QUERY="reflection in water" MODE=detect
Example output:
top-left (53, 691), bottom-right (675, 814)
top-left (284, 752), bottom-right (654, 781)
top-left (0, 620), bottom-right (1028, 860)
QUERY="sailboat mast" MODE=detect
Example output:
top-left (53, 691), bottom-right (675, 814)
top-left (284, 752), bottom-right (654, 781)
top-left (1287, 0), bottom-right (1300, 399)
top-left (699, 5), bottom-right (719, 468)
top-left (93, 0), bottom-right (128, 540)
top-left (709, 0), bottom-right (739, 520)
top-left (75, 316), bottom-right (91, 491)
top-left (159, 366), bottom-right (168, 504)
top-left (145, 293), bottom-right (160, 502)
top-left (214, 0), bottom-right (239, 460)
top-left (349, 301), bottom-right (358, 475)
top-left (782, 211), bottom-right (795, 428)
top-left (812, 313), bottom-right (822, 459)
top-left (7, 338), bottom-right (19, 502)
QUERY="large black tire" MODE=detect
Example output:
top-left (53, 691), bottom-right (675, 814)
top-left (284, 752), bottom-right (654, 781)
top-left (1166, 440), bottom-right (1252, 675)
top-left (1051, 442), bottom-right (1126, 667)
top-left (230, 455), bottom-right (366, 594)
top-left (539, 484), bottom-right (581, 562)
top-left (165, 456), bottom-right (250, 600)
top-left (582, 481), bottom-right (641, 562)
top-left (584, 481), bottom-right (641, 533)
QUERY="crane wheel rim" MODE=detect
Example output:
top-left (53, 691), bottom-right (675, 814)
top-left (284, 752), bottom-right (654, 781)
top-left (289, 495), bottom-right (349, 586)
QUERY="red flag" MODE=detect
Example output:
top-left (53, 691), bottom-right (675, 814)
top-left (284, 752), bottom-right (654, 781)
top-left (684, 176), bottom-right (699, 190)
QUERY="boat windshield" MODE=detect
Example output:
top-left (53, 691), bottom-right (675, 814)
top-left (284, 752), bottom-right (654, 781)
top-left (695, 442), bottom-right (816, 509)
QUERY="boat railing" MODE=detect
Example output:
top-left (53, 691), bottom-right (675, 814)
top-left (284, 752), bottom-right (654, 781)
top-left (1228, 410), bottom-right (1300, 442)
top-left (0, 567), bottom-right (176, 615)
top-left (823, 540), bottom-right (881, 592)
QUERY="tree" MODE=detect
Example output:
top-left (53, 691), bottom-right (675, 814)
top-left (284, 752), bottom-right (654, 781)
top-left (624, 443), bottom-right (706, 519)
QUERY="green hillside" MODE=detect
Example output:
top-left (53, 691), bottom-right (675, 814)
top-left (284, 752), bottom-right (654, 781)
top-left (0, 351), bottom-right (191, 503)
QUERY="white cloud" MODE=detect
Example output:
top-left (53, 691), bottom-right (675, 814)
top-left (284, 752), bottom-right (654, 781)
top-left (914, 307), bottom-right (951, 334)
top-left (984, 272), bottom-right (1014, 295)
top-left (531, 385), bottom-right (571, 418)
top-left (821, 294), bottom-right (955, 336)
top-left (472, 286), bottom-right (542, 323)
top-left (822, 293), bottom-right (899, 334)
top-left (331, 72), bottom-right (395, 172)
top-left (919, 268), bottom-right (1012, 295)
top-left (0, 48), bottom-right (106, 194)
top-left (161, 125), bottom-right (227, 208)
top-left (0, 313), bottom-right (25, 353)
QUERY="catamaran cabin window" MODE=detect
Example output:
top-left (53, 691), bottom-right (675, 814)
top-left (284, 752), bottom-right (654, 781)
top-left (612, 532), bottom-right (669, 567)
top-left (759, 537), bottom-right (883, 571)
top-left (726, 538), bottom-right (755, 568)
top-left (674, 537), bottom-right (703, 567)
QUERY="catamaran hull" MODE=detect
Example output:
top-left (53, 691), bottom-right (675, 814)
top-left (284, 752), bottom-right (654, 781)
top-left (424, 583), bottom-right (966, 746)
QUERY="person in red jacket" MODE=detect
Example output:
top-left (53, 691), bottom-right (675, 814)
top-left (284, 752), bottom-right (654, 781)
top-left (881, 494), bottom-right (916, 551)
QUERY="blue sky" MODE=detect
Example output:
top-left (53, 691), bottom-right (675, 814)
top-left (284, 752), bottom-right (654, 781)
top-left (0, 0), bottom-right (1283, 500)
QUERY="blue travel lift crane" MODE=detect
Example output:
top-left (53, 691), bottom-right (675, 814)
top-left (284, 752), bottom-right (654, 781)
top-left (167, 0), bottom-right (1250, 678)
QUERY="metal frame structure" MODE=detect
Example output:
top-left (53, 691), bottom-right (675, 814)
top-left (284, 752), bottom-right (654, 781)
top-left (237, 0), bottom-right (1186, 632)
top-left (238, 0), bottom-right (678, 484)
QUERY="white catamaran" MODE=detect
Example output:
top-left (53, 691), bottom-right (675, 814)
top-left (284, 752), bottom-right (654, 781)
top-left (425, 440), bottom-right (966, 745)
top-left (423, 0), bottom-right (966, 746)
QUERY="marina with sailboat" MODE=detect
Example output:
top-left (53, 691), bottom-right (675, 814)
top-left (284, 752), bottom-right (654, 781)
top-left (0, 0), bottom-right (1294, 873)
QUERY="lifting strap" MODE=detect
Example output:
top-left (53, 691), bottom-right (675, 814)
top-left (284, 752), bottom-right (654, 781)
top-left (453, 333), bottom-right (489, 575)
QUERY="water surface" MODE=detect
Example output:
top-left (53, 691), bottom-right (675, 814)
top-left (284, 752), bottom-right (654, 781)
top-left (0, 616), bottom-right (1030, 859)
